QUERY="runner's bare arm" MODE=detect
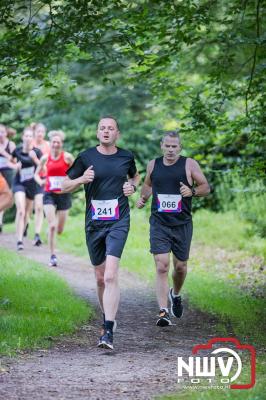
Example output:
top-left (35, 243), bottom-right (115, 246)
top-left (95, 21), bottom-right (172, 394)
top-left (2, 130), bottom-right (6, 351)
top-left (0, 148), bottom-right (12, 161)
top-left (29, 149), bottom-right (41, 166)
top-left (136, 160), bottom-right (154, 208)
top-left (62, 166), bottom-right (95, 193)
top-left (9, 141), bottom-right (16, 154)
top-left (64, 152), bottom-right (74, 167)
top-left (9, 155), bottom-right (21, 170)
top-left (0, 141), bottom-right (16, 167)
top-left (34, 155), bottom-right (48, 186)
top-left (180, 158), bottom-right (210, 197)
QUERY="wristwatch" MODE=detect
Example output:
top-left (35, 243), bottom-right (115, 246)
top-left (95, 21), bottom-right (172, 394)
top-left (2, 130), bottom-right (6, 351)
top-left (191, 187), bottom-right (196, 197)
top-left (132, 184), bottom-right (137, 193)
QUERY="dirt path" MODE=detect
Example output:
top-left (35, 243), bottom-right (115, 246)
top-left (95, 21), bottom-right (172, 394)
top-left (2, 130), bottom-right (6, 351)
top-left (0, 234), bottom-right (219, 400)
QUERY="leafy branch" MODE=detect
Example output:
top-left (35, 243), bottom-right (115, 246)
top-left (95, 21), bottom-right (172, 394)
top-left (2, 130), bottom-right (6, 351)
top-left (245, 0), bottom-right (261, 116)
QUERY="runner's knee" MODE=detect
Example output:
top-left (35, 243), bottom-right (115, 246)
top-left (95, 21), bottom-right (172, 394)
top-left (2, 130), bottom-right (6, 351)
top-left (95, 266), bottom-right (105, 287)
top-left (156, 263), bottom-right (169, 274)
top-left (154, 255), bottom-right (169, 274)
top-left (49, 223), bottom-right (57, 233)
top-left (174, 260), bottom-right (187, 273)
top-left (17, 209), bottom-right (25, 219)
top-left (104, 272), bottom-right (118, 286)
top-left (96, 275), bottom-right (105, 288)
top-left (35, 204), bottom-right (42, 214)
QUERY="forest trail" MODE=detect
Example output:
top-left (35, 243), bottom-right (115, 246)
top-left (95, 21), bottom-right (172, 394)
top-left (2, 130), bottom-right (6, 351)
top-left (0, 234), bottom-right (219, 400)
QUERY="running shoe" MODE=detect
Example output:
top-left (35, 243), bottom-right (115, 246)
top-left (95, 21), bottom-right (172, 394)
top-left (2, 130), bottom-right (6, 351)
top-left (23, 223), bottom-right (29, 237)
top-left (97, 330), bottom-right (114, 350)
top-left (49, 254), bottom-right (58, 267)
top-left (169, 288), bottom-right (183, 318)
top-left (156, 309), bottom-right (172, 327)
top-left (17, 241), bottom-right (24, 251)
top-left (33, 234), bottom-right (42, 247)
top-left (100, 319), bottom-right (117, 336)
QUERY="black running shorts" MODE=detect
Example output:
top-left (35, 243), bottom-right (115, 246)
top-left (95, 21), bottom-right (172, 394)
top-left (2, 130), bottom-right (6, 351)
top-left (13, 181), bottom-right (38, 200)
top-left (43, 192), bottom-right (72, 211)
top-left (35, 183), bottom-right (44, 195)
top-left (85, 216), bottom-right (130, 266)
top-left (150, 220), bottom-right (193, 261)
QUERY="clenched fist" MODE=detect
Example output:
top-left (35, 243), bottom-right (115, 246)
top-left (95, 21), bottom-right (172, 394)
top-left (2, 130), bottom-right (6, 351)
top-left (123, 182), bottom-right (135, 197)
top-left (180, 181), bottom-right (192, 197)
top-left (136, 196), bottom-right (146, 208)
top-left (81, 165), bottom-right (95, 184)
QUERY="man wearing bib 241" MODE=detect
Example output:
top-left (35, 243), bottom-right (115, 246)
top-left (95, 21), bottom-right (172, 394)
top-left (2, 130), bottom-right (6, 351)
top-left (136, 131), bottom-right (210, 327)
top-left (62, 117), bottom-right (140, 350)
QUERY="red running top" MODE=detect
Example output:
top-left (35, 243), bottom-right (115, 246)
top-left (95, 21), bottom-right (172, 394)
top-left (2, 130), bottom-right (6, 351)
top-left (45, 152), bottom-right (69, 192)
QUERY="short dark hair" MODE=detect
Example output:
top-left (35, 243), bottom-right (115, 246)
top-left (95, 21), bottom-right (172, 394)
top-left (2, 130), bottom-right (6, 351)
top-left (99, 116), bottom-right (120, 131)
top-left (161, 130), bottom-right (181, 143)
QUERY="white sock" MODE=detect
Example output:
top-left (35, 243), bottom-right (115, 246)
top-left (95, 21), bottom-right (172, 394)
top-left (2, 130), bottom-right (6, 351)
top-left (161, 307), bottom-right (169, 313)
top-left (172, 290), bottom-right (180, 298)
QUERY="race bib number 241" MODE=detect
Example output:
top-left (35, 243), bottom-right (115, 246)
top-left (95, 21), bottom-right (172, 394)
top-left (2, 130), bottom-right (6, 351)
top-left (91, 199), bottom-right (119, 220)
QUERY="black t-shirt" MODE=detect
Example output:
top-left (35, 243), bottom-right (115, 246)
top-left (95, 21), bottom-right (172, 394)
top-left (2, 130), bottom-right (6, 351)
top-left (67, 146), bottom-right (137, 228)
top-left (12, 145), bottom-right (42, 184)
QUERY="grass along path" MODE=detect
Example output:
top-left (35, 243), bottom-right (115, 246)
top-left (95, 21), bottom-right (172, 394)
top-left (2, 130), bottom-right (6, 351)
top-left (0, 249), bottom-right (91, 355)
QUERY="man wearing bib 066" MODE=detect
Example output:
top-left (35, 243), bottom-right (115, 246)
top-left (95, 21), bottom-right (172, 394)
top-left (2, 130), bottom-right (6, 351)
top-left (137, 131), bottom-right (210, 327)
top-left (62, 117), bottom-right (140, 350)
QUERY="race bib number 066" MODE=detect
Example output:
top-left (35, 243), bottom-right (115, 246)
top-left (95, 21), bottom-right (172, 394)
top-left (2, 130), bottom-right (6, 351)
top-left (157, 194), bottom-right (182, 213)
top-left (91, 199), bottom-right (119, 221)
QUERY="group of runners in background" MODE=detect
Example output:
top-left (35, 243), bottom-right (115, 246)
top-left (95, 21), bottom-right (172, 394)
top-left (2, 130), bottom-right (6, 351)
top-left (0, 116), bottom-right (210, 350)
top-left (0, 123), bottom-right (73, 267)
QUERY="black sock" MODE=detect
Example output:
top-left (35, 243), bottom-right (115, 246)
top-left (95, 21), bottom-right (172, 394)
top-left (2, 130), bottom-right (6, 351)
top-left (105, 320), bottom-right (114, 333)
top-left (102, 313), bottom-right (105, 324)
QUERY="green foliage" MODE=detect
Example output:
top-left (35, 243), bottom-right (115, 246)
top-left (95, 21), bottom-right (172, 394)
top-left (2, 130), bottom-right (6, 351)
top-left (0, 0), bottom-right (265, 233)
top-left (193, 209), bottom-right (266, 259)
top-left (0, 248), bottom-right (92, 355)
top-left (216, 171), bottom-right (266, 237)
top-left (185, 270), bottom-right (266, 345)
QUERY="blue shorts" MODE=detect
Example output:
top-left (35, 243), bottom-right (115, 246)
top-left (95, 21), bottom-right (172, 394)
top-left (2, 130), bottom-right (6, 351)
top-left (13, 181), bottom-right (38, 200)
top-left (43, 192), bottom-right (72, 211)
top-left (150, 220), bottom-right (193, 261)
top-left (85, 217), bottom-right (130, 266)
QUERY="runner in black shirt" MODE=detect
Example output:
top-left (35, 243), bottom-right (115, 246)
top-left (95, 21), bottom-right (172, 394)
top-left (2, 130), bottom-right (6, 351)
top-left (63, 116), bottom-right (140, 350)
top-left (137, 131), bottom-right (210, 326)
top-left (11, 127), bottom-right (42, 250)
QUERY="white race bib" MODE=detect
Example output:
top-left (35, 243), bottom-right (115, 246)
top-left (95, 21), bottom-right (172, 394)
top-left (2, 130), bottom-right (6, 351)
top-left (20, 166), bottom-right (35, 182)
top-left (157, 194), bottom-right (182, 213)
top-left (0, 156), bottom-right (9, 169)
top-left (48, 176), bottom-right (64, 191)
top-left (91, 199), bottom-right (119, 220)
